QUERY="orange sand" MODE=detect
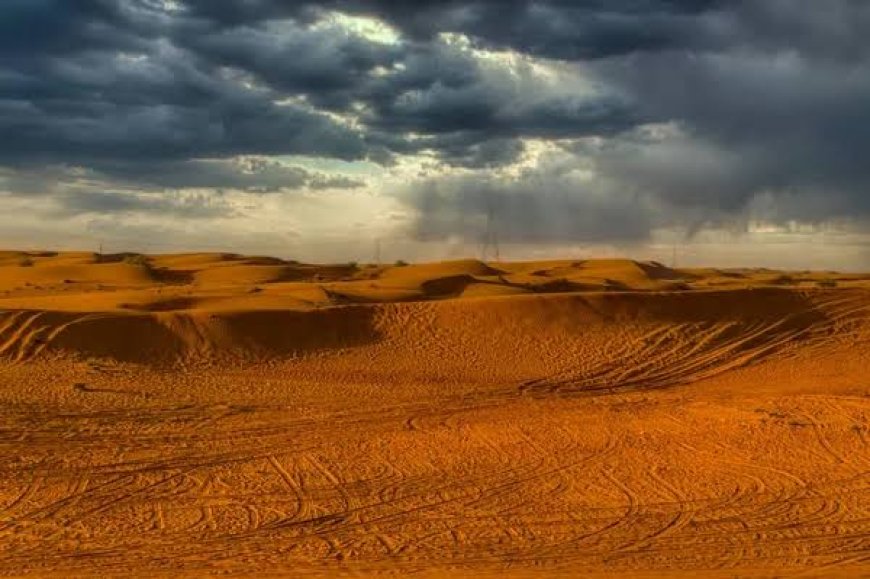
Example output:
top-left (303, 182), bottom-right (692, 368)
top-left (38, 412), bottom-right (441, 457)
top-left (0, 251), bottom-right (868, 577)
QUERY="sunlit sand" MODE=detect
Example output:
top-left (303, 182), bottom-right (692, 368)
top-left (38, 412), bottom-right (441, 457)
top-left (1, 251), bottom-right (868, 576)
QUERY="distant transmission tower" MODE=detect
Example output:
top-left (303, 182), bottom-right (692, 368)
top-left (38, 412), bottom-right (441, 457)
top-left (481, 205), bottom-right (500, 262)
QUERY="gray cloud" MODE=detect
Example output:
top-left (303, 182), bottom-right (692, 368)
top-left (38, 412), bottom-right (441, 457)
top-left (0, 1), bottom-right (647, 169)
top-left (1, 159), bottom-right (364, 198)
top-left (407, 161), bottom-right (654, 244)
top-left (55, 189), bottom-right (234, 219)
top-left (1, 0), bottom-right (870, 244)
top-left (181, 1), bottom-right (726, 58)
top-left (433, 138), bottom-right (526, 169)
top-left (584, 50), bottom-right (870, 222)
top-left (90, 158), bottom-right (366, 192)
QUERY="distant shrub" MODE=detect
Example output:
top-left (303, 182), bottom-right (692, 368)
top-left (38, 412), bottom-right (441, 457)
top-left (347, 261), bottom-right (358, 269)
top-left (18, 257), bottom-right (34, 267)
top-left (816, 279), bottom-right (838, 288)
top-left (394, 260), bottom-right (409, 267)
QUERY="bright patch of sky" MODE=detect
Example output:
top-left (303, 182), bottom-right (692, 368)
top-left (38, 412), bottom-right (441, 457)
top-left (318, 12), bottom-right (402, 45)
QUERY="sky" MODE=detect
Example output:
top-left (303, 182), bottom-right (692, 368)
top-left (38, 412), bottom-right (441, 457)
top-left (1, 0), bottom-right (869, 269)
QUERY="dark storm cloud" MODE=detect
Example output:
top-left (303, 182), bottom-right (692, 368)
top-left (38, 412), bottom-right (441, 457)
top-left (181, 0), bottom-right (725, 58)
top-left (55, 189), bottom-right (234, 219)
top-left (433, 138), bottom-right (526, 170)
top-left (0, 48), bottom-right (369, 166)
top-left (0, 0), bottom-right (139, 56)
top-left (0, 1), bottom-right (369, 168)
top-left (390, 0), bottom-right (870, 240)
top-left (176, 16), bottom-right (404, 109)
top-left (183, 1), bottom-right (868, 63)
top-left (360, 52), bottom-right (639, 139)
top-left (89, 158), bottom-right (366, 192)
top-left (175, 13), bottom-right (641, 155)
top-left (0, 160), bottom-right (364, 203)
top-left (585, 47), bottom-right (870, 220)
top-left (1, 0), bottom-right (869, 239)
top-left (0, 0), bottom-right (649, 171)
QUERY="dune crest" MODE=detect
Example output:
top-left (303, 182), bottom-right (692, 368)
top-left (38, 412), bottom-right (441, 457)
top-left (1, 252), bottom-right (867, 369)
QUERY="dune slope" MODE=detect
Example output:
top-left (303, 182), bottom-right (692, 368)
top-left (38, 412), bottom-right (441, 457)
top-left (0, 252), bottom-right (868, 577)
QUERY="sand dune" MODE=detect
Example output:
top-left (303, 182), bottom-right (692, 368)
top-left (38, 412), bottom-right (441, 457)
top-left (0, 252), bottom-right (868, 576)
top-left (0, 287), bottom-right (840, 368)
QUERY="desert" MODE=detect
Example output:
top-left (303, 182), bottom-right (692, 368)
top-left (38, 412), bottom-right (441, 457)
top-left (0, 251), bottom-right (867, 577)
top-left (6, 1), bottom-right (870, 576)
